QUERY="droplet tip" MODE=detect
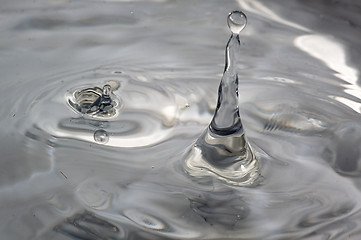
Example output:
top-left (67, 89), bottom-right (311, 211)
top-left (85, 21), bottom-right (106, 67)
top-left (227, 10), bottom-right (247, 34)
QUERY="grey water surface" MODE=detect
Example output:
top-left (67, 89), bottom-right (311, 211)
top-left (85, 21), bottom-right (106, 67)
top-left (1, 0), bottom-right (361, 239)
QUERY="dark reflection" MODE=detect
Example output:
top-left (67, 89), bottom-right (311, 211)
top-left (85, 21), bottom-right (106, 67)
top-left (14, 15), bottom-right (138, 30)
top-left (54, 210), bottom-right (181, 240)
top-left (331, 122), bottom-right (361, 177)
top-left (297, 202), bottom-right (355, 229)
top-left (54, 211), bottom-right (124, 240)
top-left (0, 126), bottom-right (52, 187)
top-left (59, 118), bottom-right (140, 135)
top-left (187, 190), bottom-right (249, 229)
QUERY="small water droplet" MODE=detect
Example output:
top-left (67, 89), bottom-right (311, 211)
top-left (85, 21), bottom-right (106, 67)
top-left (103, 84), bottom-right (111, 96)
top-left (227, 11), bottom-right (247, 34)
top-left (94, 129), bottom-right (109, 144)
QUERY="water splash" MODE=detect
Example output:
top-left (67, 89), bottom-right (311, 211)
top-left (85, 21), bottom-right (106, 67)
top-left (68, 81), bottom-right (120, 118)
top-left (184, 11), bottom-right (259, 186)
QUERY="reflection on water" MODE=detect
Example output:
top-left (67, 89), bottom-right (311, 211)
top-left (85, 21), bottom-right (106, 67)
top-left (1, 0), bottom-right (361, 239)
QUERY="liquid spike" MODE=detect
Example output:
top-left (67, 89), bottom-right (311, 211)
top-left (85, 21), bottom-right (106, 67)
top-left (67, 83), bottom-right (119, 118)
top-left (210, 11), bottom-right (247, 135)
top-left (183, 10), bottom-right (259, 186)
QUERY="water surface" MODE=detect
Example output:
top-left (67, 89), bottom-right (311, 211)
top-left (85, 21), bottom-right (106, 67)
top-left (1, 0), bottom-right (361, 239)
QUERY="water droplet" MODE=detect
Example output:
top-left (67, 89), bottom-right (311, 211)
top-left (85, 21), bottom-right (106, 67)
top-left (227, 11), bottom-right (247, 34)
top-left (94, 129), bottom-right (109, 144)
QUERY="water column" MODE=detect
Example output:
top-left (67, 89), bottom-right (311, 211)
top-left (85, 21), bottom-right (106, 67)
top-left (184, 11), bottom-right (259, 186)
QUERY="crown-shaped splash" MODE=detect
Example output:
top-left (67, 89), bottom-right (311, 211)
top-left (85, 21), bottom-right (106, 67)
top-left (183, 11), bottom-right (259, 186)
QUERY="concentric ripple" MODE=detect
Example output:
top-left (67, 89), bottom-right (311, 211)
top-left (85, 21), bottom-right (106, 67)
top-left (1, 1), bottom-right (361, 240)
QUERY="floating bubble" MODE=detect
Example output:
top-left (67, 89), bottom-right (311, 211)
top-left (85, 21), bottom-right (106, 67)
top-left (227, 11), bottom-right (247, 34)
top-left (94, 129), bottom-right (109, 144)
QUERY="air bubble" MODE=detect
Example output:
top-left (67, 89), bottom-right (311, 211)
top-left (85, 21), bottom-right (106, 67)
top-left (94, 129), bottom-right (109, 144)
top-left (227, 11), bottom-right (247, 34)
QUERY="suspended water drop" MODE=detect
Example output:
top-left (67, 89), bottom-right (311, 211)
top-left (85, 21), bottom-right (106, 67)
top-left (94, 129), bottom-right (109, 144)
top-left (184, 11), bottom-right (258, 186)
top-left (227, 11), bottom-right (247, 35)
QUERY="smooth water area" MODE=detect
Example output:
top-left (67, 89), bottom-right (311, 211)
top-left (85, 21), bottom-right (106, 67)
top-left (1, 0), bottom-right (361, 239)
